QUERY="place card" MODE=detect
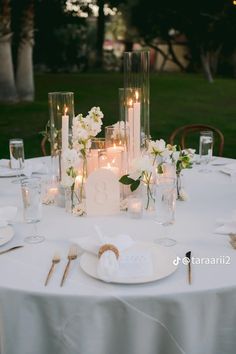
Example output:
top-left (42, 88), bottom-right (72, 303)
top-left (85, 169), bottom-right (120, 216)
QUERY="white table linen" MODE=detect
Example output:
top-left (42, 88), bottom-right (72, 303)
top-left (0, 157), bottom-right (236, 354)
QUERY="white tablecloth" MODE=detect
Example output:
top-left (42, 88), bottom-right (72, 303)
top-left (0, 157), bottom-right (236, 354)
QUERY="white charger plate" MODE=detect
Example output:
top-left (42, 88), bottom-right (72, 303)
top-left (0, 225), bottom-right (14, 246)
top-left (80, 242), bottom-right (178, 284)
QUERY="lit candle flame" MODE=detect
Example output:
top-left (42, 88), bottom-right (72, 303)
top-left (64, 106), bottom-right (68, 115)
top-left (128, 99), bottom-right (133, 107)
top-left (135, 91), bottom-right (139, 101)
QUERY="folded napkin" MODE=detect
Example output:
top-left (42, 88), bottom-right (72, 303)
top-left (0, 159), bottom-right (48, 177)
top-left (221, 163), bottom-right (236, 176)
top-left (72, 233), bottom-right (153, 282)
top-left (215, 210), bottom-right (236, 235)
top-left (0, 206), bottom-right (17, 227)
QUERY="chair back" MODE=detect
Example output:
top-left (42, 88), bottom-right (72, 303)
top-left (41, 136), bottom-right (48, 156)
top-left (169, 124), bottom-right (224, 156)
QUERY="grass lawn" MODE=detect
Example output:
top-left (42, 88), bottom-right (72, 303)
top-left (0, 72), bottom-right (235, 159)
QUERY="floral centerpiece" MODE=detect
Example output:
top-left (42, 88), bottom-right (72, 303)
top-left (119, 139), bottom-right (171, 210)
top-left (62, 106), bottom-right (104, 215)
top-left (170, 148), bottom-right (195, 200)
top-left (119, 138), bottom-right (195, 208)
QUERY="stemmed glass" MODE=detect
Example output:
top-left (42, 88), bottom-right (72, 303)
top-left (9, 138), bottom-right (25, 184)
top-left (153, 176), bottom-right (176, 247)
top-left (21, 177), bottom-right (45, 244)
top-left (199, 131), bottom-right (213, 172)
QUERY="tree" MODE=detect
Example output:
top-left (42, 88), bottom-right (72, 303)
top-left (130, 0), bottom-right (236, 82)
top-left (0, 0), bottom-right (17, 102)
top-left (15, 0), bottom-right (35, 101)
top-left (71, 0), bottom-right (127, 69)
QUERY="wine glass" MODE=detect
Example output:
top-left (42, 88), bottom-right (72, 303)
top-left (153, 176), bottom-right (176, 247)
top-left (9, 138), bottom-right (25, 184)
top-left (199, 131), bottom-right (213, 172)
top-left (21, 177), bottom-right (45, 244)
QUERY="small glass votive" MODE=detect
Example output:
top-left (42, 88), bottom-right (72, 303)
top-left (128, 197), bottom-right (143, 219)
top-left (41, 177), bottom-right (59, 205)
top-left (87, 138), bottom-right (106, 175)
top-left (98, 149), bottom-right (121, 177)
top-left (9, 138), bottom-right (25, 169)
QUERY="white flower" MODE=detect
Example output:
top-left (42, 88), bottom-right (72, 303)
top-left (72, 202), bottom-right (86, 216)
top-left (63, 148), bottom-right (79, 168)
top-left (120, 198), bottom-right (128, 211)
top-left (167, 144), bottom-right (177, 153)
top-left (128, 156), bottom-right (153, 180)
top-left (148, 139), bottom-right (170, 158)
top-left (72, 107), bottom-right (104, 155)
top-left (88, 106), bottom-right (104, 121)
top-left (183, 148), bottom-right (196, 158)
top-left (62, 174), bottom-right (74, 187)
top-left (42, 194), bottom-right (55, 205)
top-left (178, 188), bottom-right (188, 201)
top-left (172, 151), bottom-right (180, 161)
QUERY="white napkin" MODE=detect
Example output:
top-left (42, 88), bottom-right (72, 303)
top-left (215, 210), bottom-right (236, 235)
top-left (0, 159), bottom-right (48, 177)
top-left (221, 163), bottom-right (236, 176)
top-left (0, 206), bottom-right (17, 228)
top-left (72, 233), bottom-right (153, 282)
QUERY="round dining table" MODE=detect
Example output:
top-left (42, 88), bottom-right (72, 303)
top-left (0, 157), bottom-right (236, 354)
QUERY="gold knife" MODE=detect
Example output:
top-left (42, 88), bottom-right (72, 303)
top-left (0, 245), bottom-right (24, 256)
top-left (185, 251), bottom-right (192, 285)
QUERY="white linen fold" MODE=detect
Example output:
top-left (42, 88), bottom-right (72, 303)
top-left (215, 210), bottom-right (236, 235)
top-left (0, 158), bottom-right (48, 177)
top-left (220, 163), bottom-right (236, 176)
top-left (0, 206), bottom-right (17, 227)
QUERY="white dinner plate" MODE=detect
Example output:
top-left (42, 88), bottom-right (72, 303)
top-left (80, 242), bottom-right (178, 284)
top-left (0, 225), bottom-right (14, 246)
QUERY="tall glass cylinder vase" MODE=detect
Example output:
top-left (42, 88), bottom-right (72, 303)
top-left (119, 88), bottom-right (126, 122)
top-left (123, 51), bottom-right (150, 163)
top-left (48, 92), bottom-right (74, 181)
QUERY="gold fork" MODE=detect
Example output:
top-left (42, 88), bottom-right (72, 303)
top-left (60, 245), bottom-right (78, 287)
top-left (44, 253), bottom-right (61, 286)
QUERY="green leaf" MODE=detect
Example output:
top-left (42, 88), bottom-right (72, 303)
top-left (119, 175), bottom-right (135, 185)
top-left (130, 179), bottom-right (140, 192)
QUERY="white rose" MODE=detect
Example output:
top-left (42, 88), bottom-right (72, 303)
top-left (172, 151), bottom-right (180, 161)
top-left (62, 174), bottom-right (74, 187)
top-left (63, 148), bottom-right (78, 167)
top-left (179, 189), bottom-right (188, 201)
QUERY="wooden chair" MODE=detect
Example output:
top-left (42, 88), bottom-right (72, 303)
top-left (41, 136), bottom-right (48, 156)
top-left (169, 124), bottom-right (224, 156)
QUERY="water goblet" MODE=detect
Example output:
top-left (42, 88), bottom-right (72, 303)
top-left (21, 177), bottom-right (45, 244)
top-left (199, 131), bottom-right (213, 172)
top-left (153, 176), bottom-right (176, 247)
top-left (9, 138), bottom-right (25, 184)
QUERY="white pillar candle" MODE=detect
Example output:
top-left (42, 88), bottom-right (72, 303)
top-left (106, 147), bottom-right (123, 177)
top-left (87, 150), bottom-right (99, 175)
top-left (75, 174), bottom-right (83, 190)
top-left (128, 197), bottom-right (143, 219)
top-left (127, 99), bottom-right (134, 163)
top-left (61, 107), bottom-right (69, 184)
top-left (102, 163), bottom-right (119, 177)
top-left (133, 91), bottom-right (141, 158)
top-left (62, 108), bottom-right (69, 154)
